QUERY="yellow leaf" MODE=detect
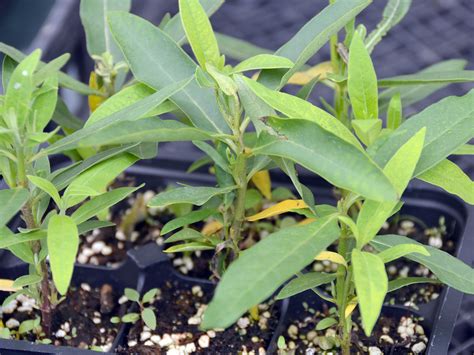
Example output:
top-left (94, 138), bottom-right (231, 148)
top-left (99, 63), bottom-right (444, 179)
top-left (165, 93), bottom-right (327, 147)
top-left (345, 297), bottom-right (358, 318)
top-left (202, 220), bottom-right (223, 236)
top-left (315, 251), bottom-right (347, 267)
top-left (251, 170), bottom-right (272, 200)
top-left (287, 61), bottom-right (333, 85)
top-left (88, 72), bottom-right (107, 112)
top-left (246, 199), bottom-right (307, 221)
top-left (0, 279), bottom-right (19, 292)
top-left (298, 218), bottom-right (316, 226)
top-left (249, 305), bottom-right (259, 321)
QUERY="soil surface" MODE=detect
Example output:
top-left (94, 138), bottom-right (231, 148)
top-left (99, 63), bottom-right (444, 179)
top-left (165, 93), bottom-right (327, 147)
top-left (0, 283), bottom-right (126, 351)
top-left (119, 280), bottom-right (281, 354)
top-left (280, 301), bottom-right (428, 354)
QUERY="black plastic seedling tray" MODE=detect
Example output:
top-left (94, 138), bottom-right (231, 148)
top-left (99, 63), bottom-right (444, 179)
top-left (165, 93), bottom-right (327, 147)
top-left (0, 161), bottom-right (472, 354)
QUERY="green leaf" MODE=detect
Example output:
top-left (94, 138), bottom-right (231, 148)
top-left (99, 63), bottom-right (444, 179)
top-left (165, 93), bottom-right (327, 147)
top-left (253, 118), bottom-right (397, 202)
top-left (231, 54), bottom-right (293, 73)
top-left (12, 274), bottom-right (42, 289)
top-left (142, 289), bottom-right (158, 304)
top-left (9, 242), bottom-right (35, 264)
top-left (206, 64), bottom-right (237, 95)
top-left (377, 244), bottom-right (429, 263)
top-left (365, 0), bottom-right (412, 53)
top-left (46, 79), bottom-right (192, 154)
top-left (276, 272), bottom-right (337, 300)
top-left (72, 185), bottom-right (141, 224)
top-left (179, 0), bottom-right (220, 68)
top-left (80, 0), bottom-right (131, 58)
top-left (258, 0), bottom-right (371, 89)
top-left (149, 185), bottom-right (236, 207)
top-left (2, 55), bottom-right (16, 89)
top-left (387, 277), bottom-right (440, 293)
top-left (357, 128), bottom-right (426, 246)
top-left (241, 76), bottom-right (361, 148)
top-left (215, 32), bottom-right (272, 61)
top-left (64, 153), bottom-right (137, 208)
top-left (0, 42), bottom-right (99, 96)
top-left (0, 228), bottom-right (46, 249)
top-left (351, 119), bottom-right (382, 146)
top-left (108, 12), bottom-right (229, 133)
top-left (316, 317), bottom-right (338, 331)
top-left (4, 49), bottom-right (41, 129)
top-left (76, 118), bottom-right (212, 148)
top-left (19, 318), bottom-right (40, 334)
top-left (32, 74), bottom-right (59, 132)
top-left (0, 188), bottom-right (29, 227)
top-left (201, 214), bottom-right (339, 329)
top-left (33, 53), bottom-right (69, 86)
top-left (371, 235), bottom-right (474, 294)
top-left (387, 93), bottom-right (402, 130)
top-left (453, 144), bottom-right (474, 155)
top-left (165, 228), bottom-right (205, 243)
top-left (164, 242), bottom-right (214, 253)
top-left (47, 215), bottom-right (79, 295)
top-left (124, 288), bottom-right (140, 302)
top-left (77, 220), bottom-right (114, 235)
top-left (372, 90), bottom-right (474, 175)
top-left (52, 97), bottom-right (84, 131)
top-left (348, 32), bottom-right (378, 120)
top-left (162, 208), bottom-right (217, 235)
top-left (418, 159), bottom-right (474, 205)
top-left (352, 249), bottom-right (387, 336)
top-left (378, 59), bottom-right (467, 112)
top-left (122, 313), bottom-right (140, 323)
top-left (141, 308), bottom-right (157, 330)
top-left (193, 141), bottom-right (231, 173)
top-left (378, 71), bottom-right (474, 87)
top-left (164, 0), bottom-right (224, 45)
top-left (27, 175), bottom-right (61, 207)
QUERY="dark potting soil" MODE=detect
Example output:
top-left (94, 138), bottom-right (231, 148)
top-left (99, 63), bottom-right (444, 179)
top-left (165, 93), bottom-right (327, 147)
top-left (0, 283), bottom-right (125, 351)
top-left (280, 302), bottom-right (428, 354)
top-left (119, 280), bottom-right (280, 354)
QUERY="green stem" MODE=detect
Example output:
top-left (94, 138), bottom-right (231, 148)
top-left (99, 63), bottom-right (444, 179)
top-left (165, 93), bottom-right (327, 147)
top-left (229, 152), bottom-right (247, 258)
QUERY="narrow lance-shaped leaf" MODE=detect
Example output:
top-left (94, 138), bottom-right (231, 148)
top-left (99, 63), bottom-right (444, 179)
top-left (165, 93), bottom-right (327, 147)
top-left (0, 228), bottom-right (46, 249)
top-left (0, 188), bottom-right (29, 227)
top-left (348, 32), bottom-right (378, 120)
top-left (371, 235), bottom-right (474, 294)
top-left (32, 74), bottom-right (59, 132)
top-left (418, 159), bottom-right (474, 205)
top-left (387, 93), bottom-right (402, 129)
top-left (365, 0), bottom-right (412, 53)
top-left (48, 215), bottom-right (79, 295)
top-left (215, 32), bottom-right (272, 61)
top-left (162, 209), bottom-right (218, 235)
top-left (357, 128), bottom-right (426, 247)
top-left (202, 214), bottom-right (340, 329)
top-left (179, 0), bottom-right (220, 69)
top-left (377, 243), bottom-right (429, 263)
top-left (388, 277), bottom-right (440, 293)
top-left (231, 55), bottom-right (294, 74)
top-left (276, 272), bottom-right (337, 300)
top-left (149, 186), bottom-right (236, 208)
top-left (108, 12), bottom-right (230, 133)
top-left (352, 249), bottom-right (388, 336)
top-left (258, 0), bottom-right (371, 89)
top-left (378, 71), bottom-right (474, 87)
top-left (253, 117), bottom-right (397, 202)
top-left (27, 175), bottom-right (61, 207)
top-left (371, 90), bottom-right (474, 175)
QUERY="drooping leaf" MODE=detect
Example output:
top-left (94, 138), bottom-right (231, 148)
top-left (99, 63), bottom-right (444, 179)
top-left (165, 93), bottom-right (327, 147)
top-left (201, 215), bottom-right (339, 329)
top-left (253, 118), bottom-right (397, 202)
top-left (108, 12), bottom-right (229, 133)
top-left (231, 55), bottom-right (294, 74)
top-left (276, 272), bottom-right (337, 300)
top-left (162, 209), bottom-right (218, 235)
top-left (242, 76), bottom-right (362, 149)
top-left (352, 249), bottom-right (387, 336)
top-left (80, 0), bottom-right (131, 59)
top-left (357, 128), bottom-right (426, 246)
top-left (348, 32), bottom-right (378, 120)
top-left (250, 170), bottom-right (272, 200)
top-left (258, 0), bottom-right (371, 89)
top-left (378, 71), bottom-right (474, 87)
top-left (365, 0), bottom-right (412, 53)
top-left (149, 185), bottom-right (236, 208)
top-left (315, 251), bottom-right (347, 267)
top-left (371, 90), bottom-right (474, 175)
top-left (179, 0), bottom-right (220, 69)
top-left (164, 242), bottom-right (214, 253)
top-left (47, 215), bottom-right (79, 295)
top-left (371, 235), bottom-right (474, 294)
top-left (165, 228), bottom-right (205, 243)
top-left (72, 185), bottom-right (141, 224)
top-left (0, 188), bottom-right (29, 227)
top-left (246, 200), bottom-right (307, 222)
top-left (12, 274), bottom-right (42, 289)
top-left (418, 159), bottom-right (474, 205)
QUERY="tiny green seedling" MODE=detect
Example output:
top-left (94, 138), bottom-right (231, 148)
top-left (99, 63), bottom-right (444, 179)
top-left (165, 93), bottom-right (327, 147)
top-left (111, 288), bottom-right (158, 330)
